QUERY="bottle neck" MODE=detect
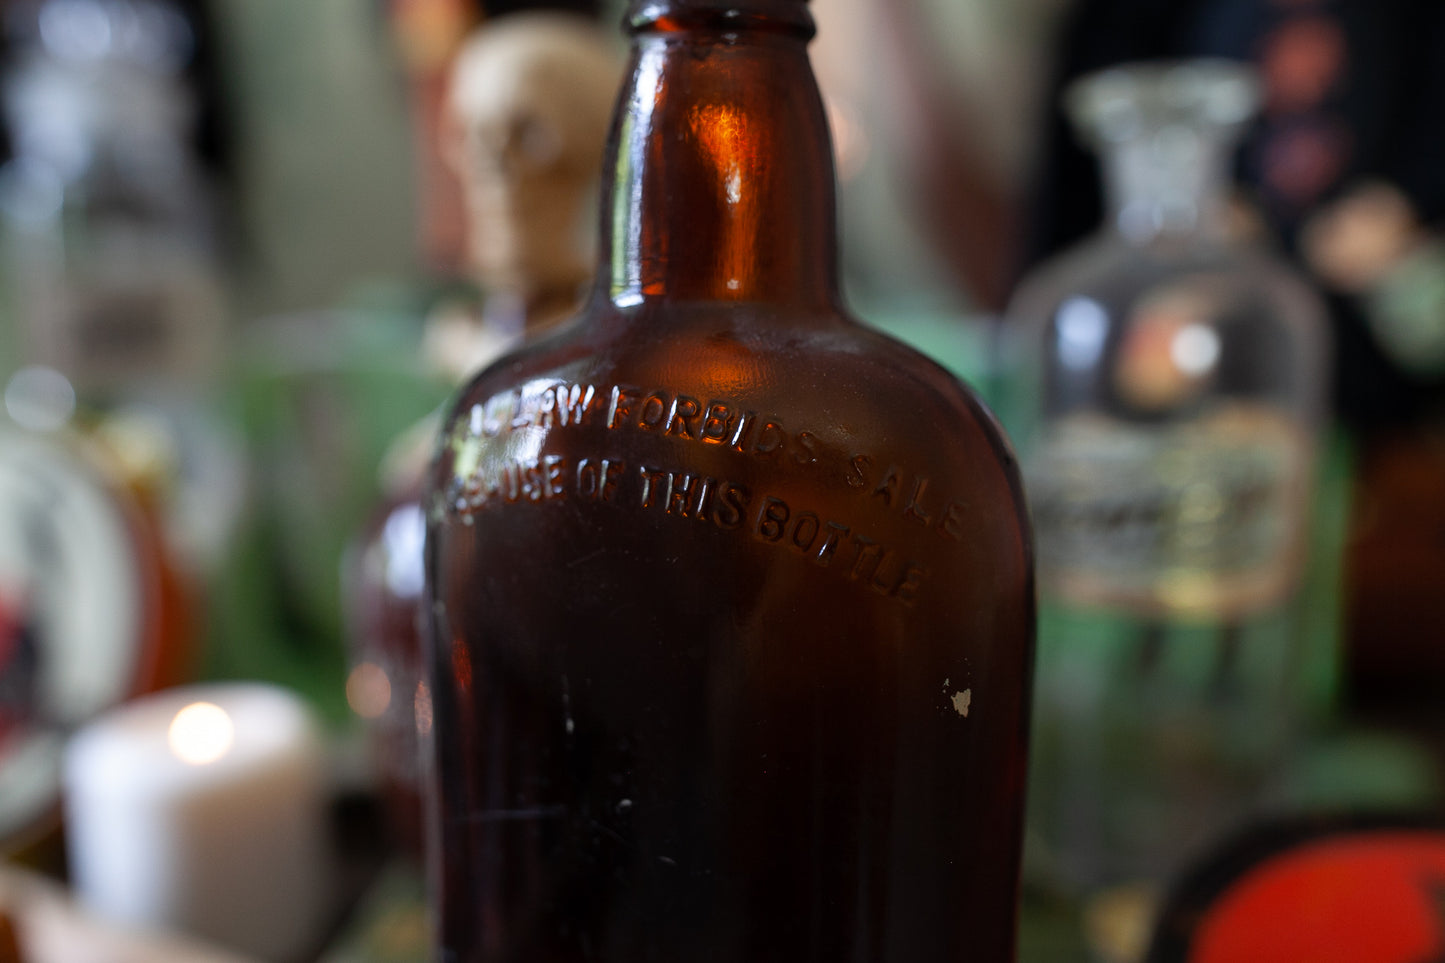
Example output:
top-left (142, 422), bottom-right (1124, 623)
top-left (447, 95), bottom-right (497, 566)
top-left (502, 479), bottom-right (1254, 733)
top-left (598, 3), bottom-right (840, 309)
top-left (1100, 127), bottom-right (1233, 245)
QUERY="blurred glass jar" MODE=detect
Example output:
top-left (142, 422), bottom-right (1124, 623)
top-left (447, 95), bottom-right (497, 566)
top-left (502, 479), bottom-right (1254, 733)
top-left (1006, 61), bottom-right (1332, 894)
top-left (0, 0), bottom-right (226, 396)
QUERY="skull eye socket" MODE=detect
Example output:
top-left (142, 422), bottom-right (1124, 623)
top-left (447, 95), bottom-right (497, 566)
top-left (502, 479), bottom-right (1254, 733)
top-left (513, 114), bottom-right (563, 168)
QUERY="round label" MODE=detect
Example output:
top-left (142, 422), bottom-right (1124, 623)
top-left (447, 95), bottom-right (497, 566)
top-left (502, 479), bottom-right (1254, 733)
top-left (0, 429), bottom-right (148, 845)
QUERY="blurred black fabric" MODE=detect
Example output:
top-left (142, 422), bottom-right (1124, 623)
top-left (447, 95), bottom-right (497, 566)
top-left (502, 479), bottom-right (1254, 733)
top-left (0, 0), bottom-right (232, 184)
top-left (173, 0), bottom-right (231, 183)
top-left (1023, 0), bottom-right (1445, 432)
top-left (480, 0), bottom-right (603, 19)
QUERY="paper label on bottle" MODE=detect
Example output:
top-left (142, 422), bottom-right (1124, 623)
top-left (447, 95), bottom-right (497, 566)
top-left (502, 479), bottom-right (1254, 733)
top-left (0, 432), bottom-right (144, 841)
top-left (1026, 404), bottom-right (1312, 619)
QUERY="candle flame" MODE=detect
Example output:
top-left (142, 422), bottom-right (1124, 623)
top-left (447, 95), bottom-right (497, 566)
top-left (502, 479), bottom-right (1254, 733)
top-left (168, 702), bottom-right (235, 765)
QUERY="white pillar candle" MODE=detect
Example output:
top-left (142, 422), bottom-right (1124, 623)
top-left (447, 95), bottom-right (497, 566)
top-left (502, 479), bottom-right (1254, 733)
top-left (63, 683), bottom-right (331, 963)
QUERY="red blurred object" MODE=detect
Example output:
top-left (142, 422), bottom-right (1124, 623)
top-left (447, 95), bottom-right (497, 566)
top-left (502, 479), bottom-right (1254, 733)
top-left (1149, 817), bottom-right (1445, 963)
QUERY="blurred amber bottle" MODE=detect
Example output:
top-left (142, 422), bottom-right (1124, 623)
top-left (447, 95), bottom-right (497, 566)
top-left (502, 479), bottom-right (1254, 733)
top-left (422, 1), bottom-right (1035, 959)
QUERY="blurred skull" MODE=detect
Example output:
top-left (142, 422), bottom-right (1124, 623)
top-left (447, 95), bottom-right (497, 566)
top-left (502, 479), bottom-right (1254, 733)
top-left (443, 13), bottom-right (621, 300)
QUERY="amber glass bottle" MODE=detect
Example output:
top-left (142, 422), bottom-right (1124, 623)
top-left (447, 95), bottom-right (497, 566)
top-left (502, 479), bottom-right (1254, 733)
top-left (423, 2), bottom-right (1034, 959)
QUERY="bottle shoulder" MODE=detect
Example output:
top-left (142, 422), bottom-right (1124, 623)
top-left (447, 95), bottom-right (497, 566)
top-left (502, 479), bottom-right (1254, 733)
top-left (1008, 235), bottom-right (1328, 339)
top-left (427, 303), bottom-right (1033, 624)
top-left (437, 303), bottom-right (1018, 481)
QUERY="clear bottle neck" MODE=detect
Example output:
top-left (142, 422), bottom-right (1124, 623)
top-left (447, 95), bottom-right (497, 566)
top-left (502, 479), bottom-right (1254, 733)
top-left (596, 1), bottom-right (841, 309)
top-left (1068, 61), bottom-right (1259, 248)
top-left (1100, 127), bottom-right (1233, 244)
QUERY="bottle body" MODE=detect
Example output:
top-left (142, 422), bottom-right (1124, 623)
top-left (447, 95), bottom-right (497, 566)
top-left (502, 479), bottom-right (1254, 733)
top-left (425, 302), bottom-right (1033, 961)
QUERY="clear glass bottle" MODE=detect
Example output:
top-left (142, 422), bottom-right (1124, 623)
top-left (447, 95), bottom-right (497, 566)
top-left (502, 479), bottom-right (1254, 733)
top-left (422, 1), bottom-right (1036, 959)
top-left (0, 0), bottom-right (226, 397)
top-left (1006, 62), bottom-right (1331, 894)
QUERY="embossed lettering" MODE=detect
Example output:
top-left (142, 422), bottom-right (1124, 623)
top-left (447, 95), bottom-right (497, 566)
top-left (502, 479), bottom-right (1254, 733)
top-left (846, 454), bottom-right (871, 489)
top-left (533, 389), bottom-right (556, 430)
top-left (524, 464), bottom-right (547, 500)
top-left (443, 442), bottom-right (933, 604)
top-left (753, 421), bottom-right (787, 456)
top-left (576, 458), bottom-right (601, 498)
top-left (459, 472), bottom-right (484, 513)
top-left (938, 498), bottom-right (968, 541)
top-left (872, 466), bottom-right (902, 507)
top-left (446, 449), bottom-right (633, 522)
top-left (482, 393), bottom-right (512, 436)
top-left (847, 535), bottom-right (882, 581)
top-left (635, 469), bottom-right (743, 529)
top-left (445, 381), bottom-right (973, 579)
top-left (730, 411), bottom-right (757, 450)
top-left (458, 384), bottom-right (967, 546)
top-left (754, 496), bottom-right (790, 542)
top-left (691, 476), bottom-right (715, 521)
top-left (555, 383), bottom-right (597, 426)
top-left (608, 385), bottom-right (642, 429)
top-left (903, 476), bottom-right (934, 525)
top-left (666, 396), bottom-right (702, 438)
top-left (869, 552), bottom-right (899, 595)
top-left (509, 391), bottom-right (531, 430)
top-left (601, 460), bottom-right (625, 502)
top-left (639, 392), bottom-right (669, 430)
top-left (814, 521), bottom-right (850, 566)
top-left (714, 483), bottom-right (749, 529)
top-left (639, 466), bottom-right (671, 508)
top-left (498, 464), bottom-right (521, 501)
top-left (700, 402), bottom-right (733, 443)
top-left (542, 455), bottom-right (566, 499)
top-left (667, 474), bottom-right (697, 515)
top-left (789, 512), bottom-right (820, 552)
top-left (893, 563), bottom-right (927, 606)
